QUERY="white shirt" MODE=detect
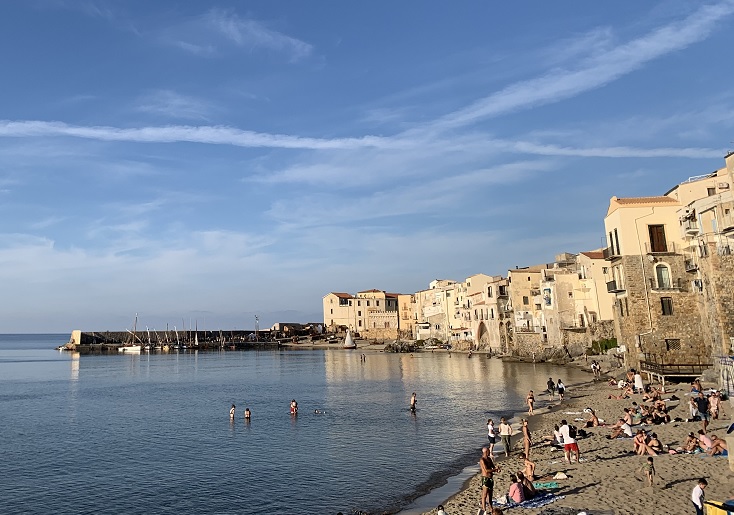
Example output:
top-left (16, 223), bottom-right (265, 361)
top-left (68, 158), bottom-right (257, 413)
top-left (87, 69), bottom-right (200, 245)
top-left (634, 373), bottom-right (644, 390)
top-left (487, 422), bottom-right (495, 437)
top-left (691, 484), bottom-right (705, 508)
top-left (559, 424), bottom-right (576, 444)
top-left (620, 422), bottom-right (633, 437)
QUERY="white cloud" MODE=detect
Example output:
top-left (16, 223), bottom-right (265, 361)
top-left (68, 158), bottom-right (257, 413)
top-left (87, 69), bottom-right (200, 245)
top-left (136, 90), bottom-right (217, 121)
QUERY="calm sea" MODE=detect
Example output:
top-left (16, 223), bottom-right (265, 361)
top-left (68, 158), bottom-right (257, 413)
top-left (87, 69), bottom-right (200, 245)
top-left (0, 334), bottom-right (590, 515)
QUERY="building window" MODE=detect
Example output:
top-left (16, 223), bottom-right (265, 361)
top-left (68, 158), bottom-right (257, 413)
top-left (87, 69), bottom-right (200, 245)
top-left (707, 187), bottom-right (716, 196)
top-left (665, 339), bottom-right (682, 351)
top-left (358, 320), bottom-right (362, 327)
top-left (655, 264), bottom-right (671, 289)
top-left (614, 228), bottom-right (621, 255)
top-left (373, 322), bottom-right (376, 328)
top-left (339, 298), bottom-right (349, 306)
top-left (602, 267), bottom-right (609, 274)
top-left (377, 300), bottom-right (380, 306)
top-left (358, 311), bottom-right (362, 316)
top-left (384, 322), bottom-right (389, 328)
top-left (535, 303), bottom-right (541, 310)
top-left (490, 308), bottom-right (495, 319)
top-left (624, 298), bottom-right (629, 316)
top-left (488, 286), bottom-right (493, 297)
top-left (358, 300), bottom-right (361, 306)
top-left (568, 292), bottom-right (573, 298)
top-left (523, 296), bottom-right (529, 305)
top-left (330, 309), bottom-right (333, 314)
top-left (349, 300), bottom-right (352, 306)
top-left (661, 297), bottom-right (674, 316)
top-left (648, 225), bottom-right (668, 252)
top-left (365, 301), bottom-right (368, 306)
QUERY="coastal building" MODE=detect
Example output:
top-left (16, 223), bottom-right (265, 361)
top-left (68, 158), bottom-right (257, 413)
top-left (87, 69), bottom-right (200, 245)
top-left (414, 279), bottom-right (456, 342)
top-left (675, 153), bottom-right (734, 392)
top-left (506, 265), bottom-right (548, 355)
top-left (397, 293), bottom-right (417, 339)
top-left (602, 171), bottom-right (722, 370)
top-left (322, 290), bottom-right (400, 339)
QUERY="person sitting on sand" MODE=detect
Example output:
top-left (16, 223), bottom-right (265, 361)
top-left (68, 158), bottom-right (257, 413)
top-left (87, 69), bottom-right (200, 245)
top-left (507, 473), bottom-right (525, 503)
top-left (706, 435), bottom-right (728, 456)
top-left (609, 386), bottom-right (633, 399)
top-left (634, 429), bottom-right (657, 456)
top-left (698, 430), bottom-right (713, 453)
top-left (648, 433), bottom-right (664, 454)
top-left (691, 379), bottom-right (702, 394)
top-left (584, 408), bottom-right (601, 427)
top-left (684, 432), bottom-right (699, 452)
top-left (608, 419), bottom-right (633, 439)
top-left (436, 504), bottom-right (447, 515)
top-left (517, 471), bottom-right (536, 499)
top-left (652, 407), bottom-right (670, 425)
top-left (521, 452), bottom-right (536, 480)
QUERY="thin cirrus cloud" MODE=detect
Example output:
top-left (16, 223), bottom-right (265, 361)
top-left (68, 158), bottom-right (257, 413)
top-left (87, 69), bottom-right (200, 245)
top-left (2, 3), bottom-right (732, 163)
top-left (135, 90), bottom-right (218, 121)
top-left (425, 0), bottom-right (734, 132)
top-left (166, 8), bottom-right (313, 62)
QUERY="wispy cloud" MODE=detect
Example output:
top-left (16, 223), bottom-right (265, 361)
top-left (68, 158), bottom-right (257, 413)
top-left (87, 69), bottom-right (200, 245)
top-left (164, 8), bottom-right (313, 62)
top-left (136, 90), bottom-right (217, 121)
top-left (207, 9), bottom-right (313, 62)
top-left (426, 1), bottom-right (734, 131)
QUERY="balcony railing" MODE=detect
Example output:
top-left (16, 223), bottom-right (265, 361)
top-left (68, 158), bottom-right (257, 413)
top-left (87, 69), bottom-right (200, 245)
top-left (603, 246), bottom-right (621, 260)
top-left (684, 259), bottom-right (698, 272)
top-left (681, 219), bottom-right (699, 237)
top-left (644, 241), bottom-right (678, 255)
top-left (649, 277), bottom-right (685, 291)
top-left (606, 280), bottom-right (625, 293)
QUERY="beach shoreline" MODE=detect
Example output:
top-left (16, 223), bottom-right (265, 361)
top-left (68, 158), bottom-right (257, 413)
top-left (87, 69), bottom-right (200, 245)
top-left (413, 363), bottom-right (733, 515)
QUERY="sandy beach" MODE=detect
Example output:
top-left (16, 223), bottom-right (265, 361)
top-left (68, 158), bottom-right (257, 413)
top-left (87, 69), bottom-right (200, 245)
top-left (420, 362), bottom-right (734, 515)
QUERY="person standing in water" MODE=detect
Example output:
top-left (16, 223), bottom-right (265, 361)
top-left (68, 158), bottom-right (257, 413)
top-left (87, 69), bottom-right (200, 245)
top-left (290, 399), bottom-right (298, 415)
top-left (410, 392), bottom-right (417, 412)
top-left (547, 378), bottom-right (555, 401)
top-left (229, 404), bottom-right (236, 419)
top-left (244, 408), bottom-right (251, 419)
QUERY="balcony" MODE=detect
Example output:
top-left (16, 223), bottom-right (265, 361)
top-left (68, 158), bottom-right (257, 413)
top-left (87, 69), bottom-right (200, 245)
top-left (649, 277), bottom-right (685, 292)
top-left (644, 241), bottom-right (678, 255)
top-left (684, 259), bottom-right (698, 272)
top-left (606, 280), bottom-right (626, 293)
top-left (681, 219), bottom-right (699, 237)
top-left (603, 246), bottom-right (621, 260)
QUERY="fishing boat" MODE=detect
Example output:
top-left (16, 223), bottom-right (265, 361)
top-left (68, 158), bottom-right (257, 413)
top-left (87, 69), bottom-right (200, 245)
top-left (343, 330), bottom-right (357, 349)
top-left (118, 314), bottom-right (142, 353)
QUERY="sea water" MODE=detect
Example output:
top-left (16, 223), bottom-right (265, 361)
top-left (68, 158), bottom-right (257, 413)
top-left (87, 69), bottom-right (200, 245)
top-left (0, 334), bottom-right (590, 514)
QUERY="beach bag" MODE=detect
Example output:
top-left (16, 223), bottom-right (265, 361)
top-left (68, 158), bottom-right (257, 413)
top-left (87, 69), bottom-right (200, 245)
top-left (568, 425), bottom-right (578, 439)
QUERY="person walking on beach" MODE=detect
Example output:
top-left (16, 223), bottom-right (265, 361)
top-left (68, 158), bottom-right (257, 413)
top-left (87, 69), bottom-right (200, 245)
top-left (642, 456), bottom-right (655, 487)
top-left (526, 390), bottom-right (535, 415)
top-left (499, 417), bottom-right (512, 457)
top-left (547, 378), bottom-right (555, 400)
top-left (521, 419), bottom-right (532, 458)
top-left (229, 404), bottom-right (236, 419)
top-left (479, 447), bottom-right (500, 513)
top-left (487, 419), bottom-right (497, 456)
top-left (410, 392), bottom-right (417, 412)
top-left (694, 391), bottom-right (710, 433)
top-left (556, 379), bottom-right (566, 401)
top-left (691, 478), bottom-right (707, 515)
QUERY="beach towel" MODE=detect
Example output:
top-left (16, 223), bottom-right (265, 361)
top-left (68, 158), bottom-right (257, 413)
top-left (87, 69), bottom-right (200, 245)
top-left (532, 481), bottom-right (560, 490)
top-left (503, 492), bottom-right (564, 510)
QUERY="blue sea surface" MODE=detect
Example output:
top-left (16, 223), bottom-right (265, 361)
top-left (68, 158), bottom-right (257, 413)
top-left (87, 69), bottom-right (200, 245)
top-left (0, 334), bottom-right (590, 514)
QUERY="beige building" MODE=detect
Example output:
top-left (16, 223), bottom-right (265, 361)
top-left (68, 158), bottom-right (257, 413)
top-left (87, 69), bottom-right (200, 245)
top-left (414, 279), bottom-right (456, 342)
top-left (322, 289), bottom-right (399, 338)
top-left (675, 154), bottom-right (734, 391)
top-left (602, 171), bottom-right (722, 369)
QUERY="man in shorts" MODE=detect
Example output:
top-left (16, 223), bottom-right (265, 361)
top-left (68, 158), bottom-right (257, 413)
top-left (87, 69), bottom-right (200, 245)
top-left (479, 447), bottom-right (499, 514)
top-left (559, 419), bottom-right (580, 464)
top-left (694, 392), bottom-right (710, 433)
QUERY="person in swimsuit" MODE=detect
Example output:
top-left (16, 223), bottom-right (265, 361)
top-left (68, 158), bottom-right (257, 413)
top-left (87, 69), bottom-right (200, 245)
top-left (229, 404), bottom-right (235, 419)
top-left (526, 390), bottom-right (535, 415)
top-left (521, 419), bottom-right (532, 458)
top-left (244, 407), bottom-right (251, 419)
top-left (487, 419), bottom-right (497, 456)
top-left (290, 399), bottom-right (298, 415)
top-left (479, 447), bottom-right (500, 512)
top-left (410, 392), bottom-right (417, 412)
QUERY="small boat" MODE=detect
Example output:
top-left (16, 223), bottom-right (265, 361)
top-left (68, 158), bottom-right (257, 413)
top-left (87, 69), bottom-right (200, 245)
top-left (343, 330), bottom-right (357, 349)
top-left (118, 345), bottom-right (141, 353)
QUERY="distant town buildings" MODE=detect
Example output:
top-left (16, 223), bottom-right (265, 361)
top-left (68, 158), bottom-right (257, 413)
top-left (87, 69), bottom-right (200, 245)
top-left (323, 152), bottom-right (734, 389)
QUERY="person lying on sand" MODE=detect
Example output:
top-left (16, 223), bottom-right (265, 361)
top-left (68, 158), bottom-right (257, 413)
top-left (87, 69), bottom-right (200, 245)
top-left (609, 386), bottom-right (633, 399)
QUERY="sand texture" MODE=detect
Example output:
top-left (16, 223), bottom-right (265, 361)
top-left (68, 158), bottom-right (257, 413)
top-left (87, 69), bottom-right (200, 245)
top-left (421, 373), bottom-right (734, 515)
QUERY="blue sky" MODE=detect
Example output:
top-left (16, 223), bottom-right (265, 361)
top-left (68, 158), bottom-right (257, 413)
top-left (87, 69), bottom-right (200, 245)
top-left (2, 1), bottom-right (733, 333)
